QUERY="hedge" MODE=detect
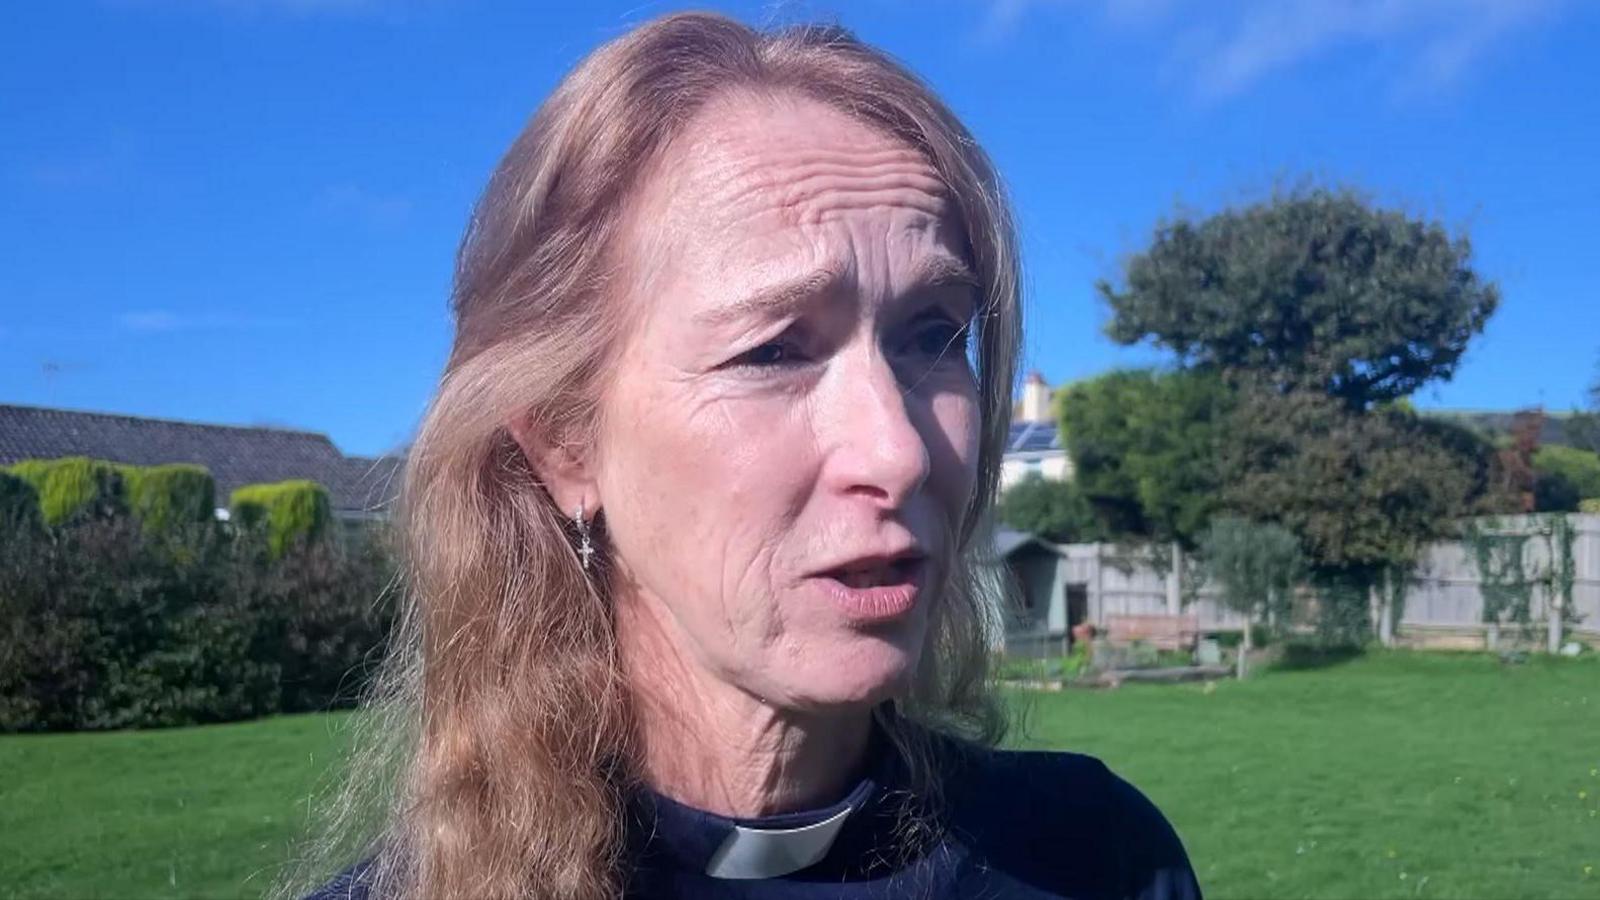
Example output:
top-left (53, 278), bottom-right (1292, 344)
top-left (0, 472), bottom-right (42, 534)
top-left (0, 514), bottom-right (396, 732)
top-left (5, 457), bottom-right (126, 524)
top-left (230, 480), bottom-right (332, 558)
top-left (120, 463), bottom-right (217, 531)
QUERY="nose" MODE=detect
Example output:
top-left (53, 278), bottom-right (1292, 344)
top-left (821, 347), bottom-right (932, 510)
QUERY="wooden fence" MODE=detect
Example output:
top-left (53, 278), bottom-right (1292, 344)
top-left (1000, 514), bottom-right (1600, 654)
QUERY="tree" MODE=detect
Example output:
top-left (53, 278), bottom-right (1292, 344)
top-left (1197, 517), bottom-right (1306, 678)
top-left (1494, 410), bottom-right (1544, 514)
top-left (1565, 357), bottom-right (1600, 454)
top-left (1057, 368), bottom-right (1231, 545)
top-left (1531, 444), bottom-right (1600, 511)
top-left (1099, 186), bottom-right (1499, 409)
top-left (997, 475), bottom-right (1101, 544)
top-left (1219, 387), bottom-right (1501, 643)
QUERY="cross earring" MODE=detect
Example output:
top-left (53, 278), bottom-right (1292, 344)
top-left (574, 500), bottom-right (595, 571)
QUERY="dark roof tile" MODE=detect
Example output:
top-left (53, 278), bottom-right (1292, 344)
top-left (0, 404), bottom-right (401, 515)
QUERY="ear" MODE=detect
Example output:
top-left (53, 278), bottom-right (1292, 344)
top-left (505, 411), bottom-right (600, 520)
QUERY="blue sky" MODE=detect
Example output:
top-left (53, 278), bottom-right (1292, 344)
top-left (3, 0), bottom-right (1598, 456)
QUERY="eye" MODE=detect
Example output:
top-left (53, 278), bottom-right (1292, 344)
top-left (733, 337), bottom-right (808, 369)
top-left (907, 315), bottom-right (970, 360)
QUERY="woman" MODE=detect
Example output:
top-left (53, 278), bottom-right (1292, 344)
top-left (295, 12), bottom-right (1199, 900)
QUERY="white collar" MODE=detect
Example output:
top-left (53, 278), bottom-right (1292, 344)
top-left (703, 804), bottom-right (855, 880)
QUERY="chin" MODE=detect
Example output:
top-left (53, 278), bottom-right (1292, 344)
top-left (784, 636), bottom-right (924, 711)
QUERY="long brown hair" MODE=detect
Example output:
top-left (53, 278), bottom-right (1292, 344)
top-left (281, 12), bottom-right (1022, 900)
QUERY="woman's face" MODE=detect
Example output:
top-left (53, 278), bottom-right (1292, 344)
top-left (595, 93), bottom-right (981, 711)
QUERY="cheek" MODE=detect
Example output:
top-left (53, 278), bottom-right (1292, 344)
top-left (927, 388), bottom-right (981, 507)
top-left (596, 375), bottom-right (804, 612)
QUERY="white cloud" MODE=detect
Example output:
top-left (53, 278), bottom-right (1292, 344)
top-left (977, 0), bottom-right (1571, 99)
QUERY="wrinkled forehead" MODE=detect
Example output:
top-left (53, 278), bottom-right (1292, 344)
top-left (616, 90), bottom-right (967, 309)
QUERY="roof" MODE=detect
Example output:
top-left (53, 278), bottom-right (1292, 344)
top-left (0, 403), bottom-right (401, 516)
top-left (994, 528), bottom-right (1036, 557)
top-left (994, 528), bottom-right (1068, 559)
top-left (1423, 409), bottom-right (1583, 449)
top-left (1005, 420), bottom-right (1063, 454)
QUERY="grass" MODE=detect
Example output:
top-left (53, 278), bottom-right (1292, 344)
top-left (0, 712), bottom-right (352, 899)
top-left (1011, 650), bottom-right (1600, 899)
top-left (1, 650), bottom-right (1596, 898)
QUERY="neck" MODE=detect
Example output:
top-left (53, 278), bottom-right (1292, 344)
top-left (616, 590), bottom-right (872, 818)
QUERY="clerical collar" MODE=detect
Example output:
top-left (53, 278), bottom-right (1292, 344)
top-left (704, 802), bottom-right (856, 879)
top-left (631, 764), bottom-right (884, 881)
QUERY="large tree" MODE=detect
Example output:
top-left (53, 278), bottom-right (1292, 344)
top-left (1098, 186), bottom-right (1499, 409)
top-left (1218, 387), bottom-right (1503, 641)
top-left (1057, 368), bottom-right (1232, 546)
top-left (997, 475), bottom-right (1102, 544)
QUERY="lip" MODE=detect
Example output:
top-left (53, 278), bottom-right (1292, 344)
top-left (807, 551), bottom-right (928, 624)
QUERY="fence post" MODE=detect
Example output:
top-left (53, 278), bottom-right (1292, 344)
top-left (1548, 586), bottom-right (1563, 654)
top-left (1166, 541), bottom-right (1183, 616)
top-left (1378, 569), bottom-right (1395, 647)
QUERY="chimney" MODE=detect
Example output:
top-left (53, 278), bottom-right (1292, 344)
top-left (1020, 372), bottom-right (1051, 423)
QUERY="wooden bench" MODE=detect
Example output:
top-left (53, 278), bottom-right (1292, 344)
top-left (1103, 614), bottom-right (1200, 652)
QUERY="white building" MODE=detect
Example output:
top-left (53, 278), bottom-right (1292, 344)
top-left (1000, 373), bottom-right (1072, 491)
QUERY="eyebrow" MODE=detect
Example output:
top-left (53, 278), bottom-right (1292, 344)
top-left (693, 256), bottom-right (980, 329)
top-left (692, 267), bottom-right (846, 329)
top-left (912, 255), bottom-right (982, 293)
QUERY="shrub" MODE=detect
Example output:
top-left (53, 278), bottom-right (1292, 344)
top-left (0, 515), bottom-right (397, 732)
top-left (1534, 445), bottom-right (1600, 500)
top-left (0, 517), bottom-right (278, 730)
top-left (251, 526), bottom-right (399, 713)
top-left (120, 464), bottom-right (217, 531)
top-left (0, 471), bottom-right (42, 534)
top-left (5, 457), bottom-right (126, 524)
top-left (1580, 498), bottom-right (1600, 515)
top-left (230, 480), bottom-right (332, 558)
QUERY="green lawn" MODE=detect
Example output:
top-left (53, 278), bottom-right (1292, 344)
top-left (1011, 651), bottom-right (1600, 899)
top-left (0, 711), bottom-right (353, 899)
top-left (2, 651), bottom-right (1597, 899)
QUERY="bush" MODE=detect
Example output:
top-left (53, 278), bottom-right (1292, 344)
top-left (120, 464), bottom-right (216, 531)
top-left (5, 457), bottom-right (126, 524)
top-left (0, 472), bottom-right (42, 534)
top-left (0, 513), bottom-right (397, 732)
top-left (0, 459), bottom-right (394, 732)
top-left (254, 527), bottom-right (398, 713)
top-left (1308, 569), bottom-right (1374, 649)
top-left (230, 480), bottom-right (332, 558)
top-left (0, 518), bottom-right (277, 730)
top-left (1580, 498), bottom-right (1600, 515)
top-left (1534, 445), bottom-right (1600, 500)
top-left (1212, 625), bottom-right (1274, 649)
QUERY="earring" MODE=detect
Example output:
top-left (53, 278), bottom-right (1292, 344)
top-left (575, 500), bottom-right (595, 571)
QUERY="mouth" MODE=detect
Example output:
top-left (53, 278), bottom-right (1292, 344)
top-left (811, 550), bottom-right (928, 622)
top-left (823, 554), bottom-right (925, 589)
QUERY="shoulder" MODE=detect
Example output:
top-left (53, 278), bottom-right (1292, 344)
top-left (941, 744), bottom-right (1202, 900)
top-left (301, 858), bottom-right (378, 900)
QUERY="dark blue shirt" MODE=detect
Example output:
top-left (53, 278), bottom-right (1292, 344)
top-left (310, 743), bottom-right (1201, 900)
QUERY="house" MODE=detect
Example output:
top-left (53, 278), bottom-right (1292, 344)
top-left (1000, 373), bottom-right (1072, 491)
top-left (0, 403), bottom-right (402, 521)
